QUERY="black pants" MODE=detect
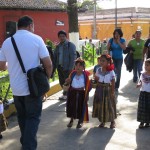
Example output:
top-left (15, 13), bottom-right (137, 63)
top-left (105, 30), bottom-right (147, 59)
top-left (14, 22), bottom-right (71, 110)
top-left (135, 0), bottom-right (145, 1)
top-left (57, 66), bottom-right (70, 95)
top-left (14, 95), bottom-right (42, 150)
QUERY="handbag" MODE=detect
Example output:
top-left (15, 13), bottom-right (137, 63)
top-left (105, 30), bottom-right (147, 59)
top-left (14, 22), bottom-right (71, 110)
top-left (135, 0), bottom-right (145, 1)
top-left (109, 38), bottom-right (113, 51)
top-left (11, 37), bottom-right (50, 97)
top-left (91, 78), bottom-right (97, 88)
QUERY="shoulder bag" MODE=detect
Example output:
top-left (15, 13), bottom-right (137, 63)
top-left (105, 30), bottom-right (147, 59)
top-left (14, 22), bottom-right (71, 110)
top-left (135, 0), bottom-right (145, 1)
top-left (11, 37), bottom-right (50, 97)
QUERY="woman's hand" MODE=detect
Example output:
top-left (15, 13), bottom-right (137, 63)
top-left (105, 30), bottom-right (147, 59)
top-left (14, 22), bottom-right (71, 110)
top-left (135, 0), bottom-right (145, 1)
top-left (116, 38), bottom-right (120, 44)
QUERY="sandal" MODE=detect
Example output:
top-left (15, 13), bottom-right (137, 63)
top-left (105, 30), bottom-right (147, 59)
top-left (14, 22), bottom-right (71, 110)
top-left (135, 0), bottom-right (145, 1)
top-left (76, 122), bottom-right (83, 128)
top-left (139, 122), bottom-right (144, 128)
top-left (110, 122), bottom-right (116, 129)
top-left (145, 123), bottom-right (150, 128)
top-left (99, 123), bottom-right (105, 128)
top-left (67, 120), bottom-right (73, 128)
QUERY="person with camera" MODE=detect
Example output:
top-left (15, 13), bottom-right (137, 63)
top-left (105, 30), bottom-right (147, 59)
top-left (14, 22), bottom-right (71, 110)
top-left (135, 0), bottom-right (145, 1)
top-left (107, 28), bottom-right (126, 92)
top-left (0, 16), bottom-right (52, 150)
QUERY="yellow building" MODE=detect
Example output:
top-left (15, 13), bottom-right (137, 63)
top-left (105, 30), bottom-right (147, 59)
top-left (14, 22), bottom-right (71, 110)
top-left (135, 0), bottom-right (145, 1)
top-left (78, 7), bottom-right (150, 42)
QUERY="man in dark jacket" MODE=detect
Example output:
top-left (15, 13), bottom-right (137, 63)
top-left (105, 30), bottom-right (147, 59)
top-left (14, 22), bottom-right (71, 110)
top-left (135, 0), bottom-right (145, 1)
top-left (54, 30), bottom-right (77, 100)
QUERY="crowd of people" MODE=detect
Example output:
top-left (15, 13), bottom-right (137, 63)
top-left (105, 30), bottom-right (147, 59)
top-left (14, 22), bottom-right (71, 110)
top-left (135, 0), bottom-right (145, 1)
top-left (0, 15), bottom-right (150, 150)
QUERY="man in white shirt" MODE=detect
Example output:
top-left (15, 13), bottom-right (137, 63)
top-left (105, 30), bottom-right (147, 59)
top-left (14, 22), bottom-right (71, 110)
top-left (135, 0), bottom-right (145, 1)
top-left (0, 16), bottom-right (52, 150)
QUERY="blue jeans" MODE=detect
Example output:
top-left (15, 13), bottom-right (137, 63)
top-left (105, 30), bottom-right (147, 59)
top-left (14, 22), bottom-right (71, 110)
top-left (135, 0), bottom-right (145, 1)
top-left (133, 59), bottom-right (143, 82)
top-left (113, 58), bottom-right (123, 89)
top-left (14, 95), bottom-right (42, 150)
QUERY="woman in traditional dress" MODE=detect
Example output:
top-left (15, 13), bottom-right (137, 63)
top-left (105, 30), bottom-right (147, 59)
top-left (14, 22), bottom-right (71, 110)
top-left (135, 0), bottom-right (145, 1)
top-left (65, 58), bottom-right (91, 128)
top-left (92, 54), bottom-right (117, 128)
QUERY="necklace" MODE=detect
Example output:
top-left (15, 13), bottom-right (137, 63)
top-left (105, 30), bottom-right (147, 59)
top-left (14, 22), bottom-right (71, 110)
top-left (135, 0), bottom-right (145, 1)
top-left (75, 75), bottom-right (80, 80)
top-left (136, 39), bottom-right (141, 46)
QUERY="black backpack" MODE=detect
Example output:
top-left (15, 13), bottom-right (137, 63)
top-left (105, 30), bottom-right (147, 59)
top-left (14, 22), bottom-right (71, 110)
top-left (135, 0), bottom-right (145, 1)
top-left (68, 42), bottom-right (80, 58)
top-left (46, 45), bottom-right (55, 78)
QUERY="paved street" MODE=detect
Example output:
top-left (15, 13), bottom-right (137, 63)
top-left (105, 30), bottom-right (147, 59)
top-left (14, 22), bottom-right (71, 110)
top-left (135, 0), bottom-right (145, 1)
top-left (0, 64), bottom-right (150, 150)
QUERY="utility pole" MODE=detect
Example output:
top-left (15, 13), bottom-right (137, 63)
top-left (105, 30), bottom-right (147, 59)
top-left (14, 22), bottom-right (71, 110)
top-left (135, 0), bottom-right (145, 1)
top-left (93, 0), bottom-right (97, 39)
top-left (115, 0), bottom-right (117, 29)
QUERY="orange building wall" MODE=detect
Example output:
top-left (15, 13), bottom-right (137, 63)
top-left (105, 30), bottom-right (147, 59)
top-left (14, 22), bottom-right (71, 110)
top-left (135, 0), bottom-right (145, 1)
top-left (79, 18), bottom-right (150, 42)
top-left (79, 24), bottom-right (93, 39)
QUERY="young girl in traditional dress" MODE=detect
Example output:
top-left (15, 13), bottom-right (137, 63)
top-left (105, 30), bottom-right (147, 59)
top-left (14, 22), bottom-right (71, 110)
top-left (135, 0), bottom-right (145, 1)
top-left (0, 100), bottom-right (7, 139)
top-left (92, 54), bottom-right (117, 128)
top-left (65, 58), bottom-right (91, 128)
top-left (137, 58), bottom-right (150, 128)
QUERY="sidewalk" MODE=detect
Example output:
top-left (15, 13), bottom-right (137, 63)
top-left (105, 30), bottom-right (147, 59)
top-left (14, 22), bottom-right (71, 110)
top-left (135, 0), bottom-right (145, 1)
top-left (0, 64), bottom-right (150, 150)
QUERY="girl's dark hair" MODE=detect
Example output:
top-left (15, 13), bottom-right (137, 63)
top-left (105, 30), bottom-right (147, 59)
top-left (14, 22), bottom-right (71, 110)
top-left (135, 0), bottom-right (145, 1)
top-left (145, 58), bottom-right (150, 64)
top-left (75, 58), bottom-right (85, 68)
top-left (17, 16), bottom-right (33, 28)
top-left (57, 30), bottom-right (67, 37)
top-left (100, 54), bottom-right (114, 71)
top-left (75, 61), bottom-right (85, 68)
top-left (100, 54), bottom-right (113, 64)
top-left (113, 28), bottom-right (123, 38)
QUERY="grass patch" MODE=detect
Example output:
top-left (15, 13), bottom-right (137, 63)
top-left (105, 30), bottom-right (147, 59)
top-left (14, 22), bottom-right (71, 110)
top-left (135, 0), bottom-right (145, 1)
top-left (0, 71), bottom-right (13, 101)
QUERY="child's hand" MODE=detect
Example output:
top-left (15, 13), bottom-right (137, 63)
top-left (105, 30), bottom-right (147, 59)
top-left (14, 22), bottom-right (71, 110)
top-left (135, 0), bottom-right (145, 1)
top-left (65, 78), bottom-right (71, 84)
top-left (94, 76), bottom-right (99, 81)
top-left (136, 81), bottom-right (142, 88)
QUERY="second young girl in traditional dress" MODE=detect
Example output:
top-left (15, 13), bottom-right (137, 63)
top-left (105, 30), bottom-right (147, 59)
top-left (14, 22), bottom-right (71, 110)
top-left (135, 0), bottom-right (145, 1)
top-left (137, 58), bottom-right (150, 128)
top-left (92, 54), bottom-right (117, 128)
top-left (65, 58), bottom-right (91, 128)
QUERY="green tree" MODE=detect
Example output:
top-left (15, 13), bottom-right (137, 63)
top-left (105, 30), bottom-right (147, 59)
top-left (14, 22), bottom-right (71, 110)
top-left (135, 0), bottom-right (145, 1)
top-left (80, 0), bottom-right (101, 11)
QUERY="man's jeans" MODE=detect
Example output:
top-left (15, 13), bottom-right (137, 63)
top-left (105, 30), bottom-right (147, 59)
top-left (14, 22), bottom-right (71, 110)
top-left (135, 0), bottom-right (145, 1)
top-left (113, 58), bottom-right (123, 89)
top-left (57, 65), bottom-right (70, 95)
top-left (14, 95), bottom-right (42, 150)
top-left (133, 59), bottom-right (143, 82)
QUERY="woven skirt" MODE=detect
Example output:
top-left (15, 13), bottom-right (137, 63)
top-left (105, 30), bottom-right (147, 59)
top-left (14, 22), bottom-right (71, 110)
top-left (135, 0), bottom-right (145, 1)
top-left (0, 114), bottom-right (7, 132)
top-left (92, 83), bottom-right (116, 123)
top-left (137, 91), bottom-right (150, 123)
top-left (66, 87), bottom-right (87, 121)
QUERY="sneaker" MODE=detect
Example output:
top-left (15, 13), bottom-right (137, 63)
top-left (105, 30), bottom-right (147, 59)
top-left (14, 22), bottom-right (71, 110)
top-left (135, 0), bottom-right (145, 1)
top-left (59, 95), bottom-right (67, 100)
top-left (133, 79), bottom-right (137, 83)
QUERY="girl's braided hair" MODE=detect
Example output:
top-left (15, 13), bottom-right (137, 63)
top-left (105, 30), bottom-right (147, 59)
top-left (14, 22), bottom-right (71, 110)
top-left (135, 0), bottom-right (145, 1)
top-left (75, 57), bottom-right (85, 68)
top-left (100, 54), bottom-right (114, 71)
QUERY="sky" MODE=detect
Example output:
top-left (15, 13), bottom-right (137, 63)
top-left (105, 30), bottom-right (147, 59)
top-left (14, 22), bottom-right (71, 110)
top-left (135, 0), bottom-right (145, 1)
top-left (59, 0), bottom-right (150, 9)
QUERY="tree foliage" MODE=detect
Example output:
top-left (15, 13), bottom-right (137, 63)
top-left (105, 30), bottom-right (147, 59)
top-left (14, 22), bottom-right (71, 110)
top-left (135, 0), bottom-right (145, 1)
top-left (79, 0), bottom-right (101, 11)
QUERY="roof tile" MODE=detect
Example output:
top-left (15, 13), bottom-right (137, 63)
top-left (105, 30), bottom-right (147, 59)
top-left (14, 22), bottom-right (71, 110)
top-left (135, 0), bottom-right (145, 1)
top-left (0, 0), bottom-right (66, 10)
